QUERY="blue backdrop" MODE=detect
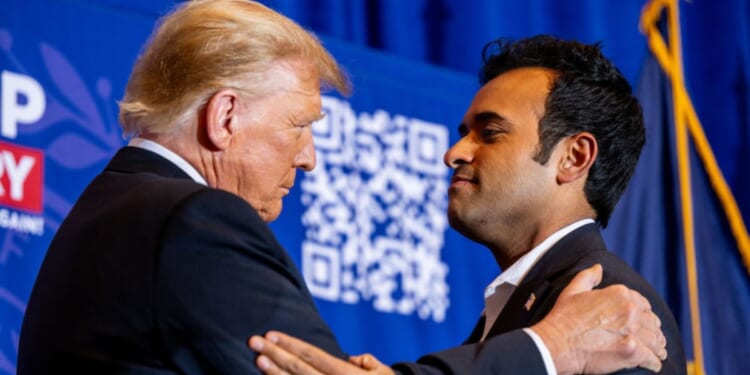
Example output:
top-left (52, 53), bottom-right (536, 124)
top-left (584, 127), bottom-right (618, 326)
top-left (1, 0), bottom-right (748, 374)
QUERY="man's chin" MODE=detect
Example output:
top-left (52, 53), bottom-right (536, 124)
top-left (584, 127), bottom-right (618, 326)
top-left (446, 208), bottom-right (465, 231)
top-left (258, 202), bottom-right (283, 223)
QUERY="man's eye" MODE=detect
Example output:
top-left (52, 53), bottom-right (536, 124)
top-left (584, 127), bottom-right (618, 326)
top-left (482, 129), bottom-right (501, 137)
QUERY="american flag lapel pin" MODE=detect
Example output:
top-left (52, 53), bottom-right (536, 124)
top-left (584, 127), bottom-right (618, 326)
top-left (524, 293), bottom-right (536, 311)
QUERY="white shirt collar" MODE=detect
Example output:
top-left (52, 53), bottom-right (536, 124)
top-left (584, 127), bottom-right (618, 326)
top-left (128, 137), bottom-right (208, 186)
top-left (484, 218), bottom-right (595, 298)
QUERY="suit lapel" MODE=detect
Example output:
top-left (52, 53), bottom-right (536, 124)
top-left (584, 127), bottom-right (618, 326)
top-left (463, 315), bottom-right (486, 344)
top-left (484, 224), bottom-right (607, 338)
top-left (488, 279), bottom-right (551, 336)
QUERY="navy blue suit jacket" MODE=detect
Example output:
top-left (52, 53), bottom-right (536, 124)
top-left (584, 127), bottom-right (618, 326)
top-left (18, 147), bottom-right (344, 373)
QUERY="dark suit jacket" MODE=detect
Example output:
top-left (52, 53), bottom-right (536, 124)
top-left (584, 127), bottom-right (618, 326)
top-left (18, 147), bottom-right (344, 374)
top-left (395, 224), bottom-right (686, 374)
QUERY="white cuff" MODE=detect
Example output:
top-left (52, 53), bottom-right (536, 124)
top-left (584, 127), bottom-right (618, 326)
top-left (523, 328), bottom-right (557, 375)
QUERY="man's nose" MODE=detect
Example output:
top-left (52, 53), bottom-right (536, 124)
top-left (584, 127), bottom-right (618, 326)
top-left (444, 137), bottom-right (474, 169)
top-left (295, 130), bottom-right (317, 171)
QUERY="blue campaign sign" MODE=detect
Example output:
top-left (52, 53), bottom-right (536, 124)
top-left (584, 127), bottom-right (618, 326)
top-left (0, 1), bottom-right (160, 371)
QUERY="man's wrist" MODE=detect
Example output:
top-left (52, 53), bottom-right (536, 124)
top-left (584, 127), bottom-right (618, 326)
top-left (529, 321), bottom-right (578, 375)
top-left (523, 327), bottom-right (558, 375)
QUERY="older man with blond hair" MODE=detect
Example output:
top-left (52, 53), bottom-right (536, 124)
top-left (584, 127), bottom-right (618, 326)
top-left (20, 1), bottom-right (348, 372)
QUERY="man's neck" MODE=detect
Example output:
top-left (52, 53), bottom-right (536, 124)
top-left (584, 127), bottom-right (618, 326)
top-left (128, 137), bottom-right (208, 186)
top-left (489, 216), bottom-right (595, 270)
top-left (488, 218), bottom-right (595, 284)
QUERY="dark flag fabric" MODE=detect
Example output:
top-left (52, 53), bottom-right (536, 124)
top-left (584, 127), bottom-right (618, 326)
top-left (604, 1), bottom-right (750, 374)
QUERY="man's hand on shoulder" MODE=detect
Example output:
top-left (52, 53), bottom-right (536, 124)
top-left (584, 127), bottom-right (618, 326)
top-left (531, 264), bottom-right (668, 375)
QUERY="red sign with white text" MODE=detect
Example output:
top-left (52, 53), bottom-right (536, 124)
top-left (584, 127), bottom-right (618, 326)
top-left (0, 141), bottom-right (44, 213)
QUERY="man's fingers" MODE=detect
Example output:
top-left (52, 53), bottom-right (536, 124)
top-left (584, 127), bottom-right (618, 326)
top-left (603, 287), bottom-right (667, 363)
top-left (250, 331), bottom-right (362, 375)
top-left (349, 354), bottom-right (385, 371)
top-left (598, 287), bottom-right (667, 369)
top-left (267, 331), bottom-right (344, 373)
top-left (559, 264), bottom-right (603, 298)
top-left (249, 335), bottom-right (322, 375)
top-left (634, 310), bottom-right (667, 361)
top-left (256, 354), bottom-right (290, 375)
top-left (617, 335), bottom-right (663, 373)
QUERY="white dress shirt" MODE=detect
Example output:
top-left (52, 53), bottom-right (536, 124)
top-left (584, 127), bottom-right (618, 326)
top-left (128, 137), bottom-right (208, 186)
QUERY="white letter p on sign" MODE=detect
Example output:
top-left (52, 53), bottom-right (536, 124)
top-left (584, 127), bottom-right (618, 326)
top-left (2, 70), bottom-right (46, 139)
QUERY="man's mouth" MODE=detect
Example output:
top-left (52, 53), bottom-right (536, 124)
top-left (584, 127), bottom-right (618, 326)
top-left (449, 174), bottom-right (477, 189)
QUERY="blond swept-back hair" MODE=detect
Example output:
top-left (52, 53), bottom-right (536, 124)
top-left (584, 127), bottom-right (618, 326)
top-left (118, 0), bottom-right (350, 136)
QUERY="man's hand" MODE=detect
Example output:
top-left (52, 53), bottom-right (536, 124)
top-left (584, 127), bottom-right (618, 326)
top-left (249, 331), bottom-right (395, 375)
top-left (531, 264), bottom-right (668, 375)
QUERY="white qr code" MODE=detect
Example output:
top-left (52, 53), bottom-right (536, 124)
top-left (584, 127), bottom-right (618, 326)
top-left (300, 96), bottom-right (450, 322)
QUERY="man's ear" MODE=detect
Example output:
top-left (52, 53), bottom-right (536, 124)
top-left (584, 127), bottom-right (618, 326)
top-left (556, 132), bottom-right (597, 184)
top-left (203, 89), bottom-right (240, 150)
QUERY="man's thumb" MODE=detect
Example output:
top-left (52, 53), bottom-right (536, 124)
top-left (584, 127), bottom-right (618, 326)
top-left (560, 264), bottom-right (603, 297)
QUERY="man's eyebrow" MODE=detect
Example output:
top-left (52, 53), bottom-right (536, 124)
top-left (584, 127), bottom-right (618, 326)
top-left (458, 111), bottom-right (513, 134)
top-left (474, 110), bottom-right (509, 125)
top-left (298, 112), bottom-right (326, 125)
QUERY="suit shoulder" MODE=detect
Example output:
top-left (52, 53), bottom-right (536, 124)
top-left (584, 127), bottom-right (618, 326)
top-left (574, 251), bottom-right (654, 291)
top-left (167, 186), bottom-right (266, 229)
top-left (159, 186), bottom-right (284, 261)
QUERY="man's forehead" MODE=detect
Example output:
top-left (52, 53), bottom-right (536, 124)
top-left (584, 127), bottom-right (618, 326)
top-left (480, 67), bottom-right (555, 95)
top-left (467, 68), bottom-right (553, 119)
top-left (246, 58), bottom-right (320, 96)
